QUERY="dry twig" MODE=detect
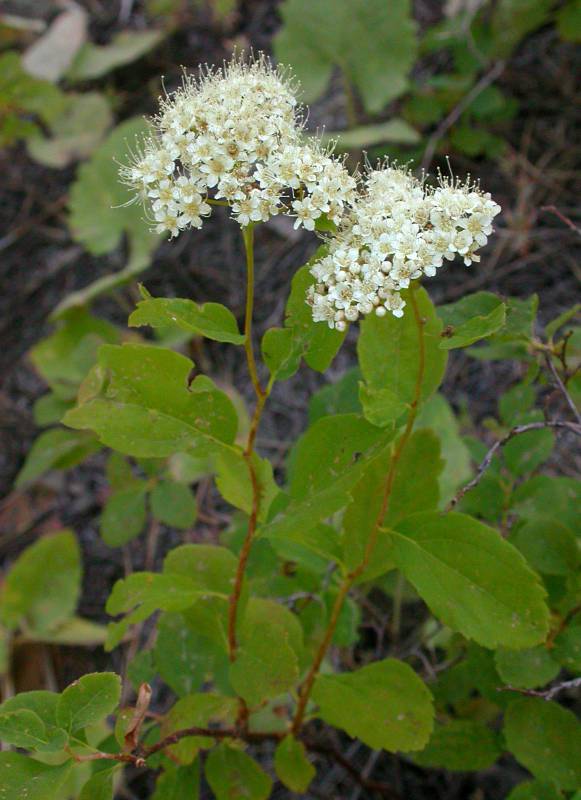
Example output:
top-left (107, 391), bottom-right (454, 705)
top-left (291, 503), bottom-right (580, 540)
top-left (447, 420), bottom-right (581, 511)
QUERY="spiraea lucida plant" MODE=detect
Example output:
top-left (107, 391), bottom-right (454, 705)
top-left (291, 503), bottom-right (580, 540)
top-left (3, 54), bottom-right (581, 800)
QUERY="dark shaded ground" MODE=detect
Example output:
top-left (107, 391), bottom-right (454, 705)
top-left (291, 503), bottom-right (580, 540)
top-left (0, 1), bottom-right (580, 798)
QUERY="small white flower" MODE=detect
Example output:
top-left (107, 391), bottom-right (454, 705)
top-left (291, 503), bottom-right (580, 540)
top-left (199, 153), bottom-right (235, 188)
top-left (292, 197), bottom-right (321, 231)
top-left (177, 193), bottom-right (211, 229)
top-left (155, 210), bottom-right (181, 237)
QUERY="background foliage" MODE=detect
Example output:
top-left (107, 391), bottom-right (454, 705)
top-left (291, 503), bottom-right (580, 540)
top-left (0, 1), bottom-right (580, 799)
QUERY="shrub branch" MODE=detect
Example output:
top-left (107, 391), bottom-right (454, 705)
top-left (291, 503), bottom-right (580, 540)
top-left (291, 284), bottom-right (427, 733)
top-left (446, 419), bottom-right (581, 512)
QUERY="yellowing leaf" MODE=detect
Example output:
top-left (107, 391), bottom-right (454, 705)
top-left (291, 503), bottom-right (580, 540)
top-left (67, 30), bottom-right (164, 81)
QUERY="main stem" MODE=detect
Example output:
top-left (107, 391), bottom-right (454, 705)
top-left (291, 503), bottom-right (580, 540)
top-left (227, 225), bottom-right (269, 668)
top-left (291, 286), bottom-right (426, 733)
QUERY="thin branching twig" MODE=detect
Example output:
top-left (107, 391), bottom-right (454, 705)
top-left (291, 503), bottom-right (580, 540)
top-left (447, 420), bottom-right (581, 511)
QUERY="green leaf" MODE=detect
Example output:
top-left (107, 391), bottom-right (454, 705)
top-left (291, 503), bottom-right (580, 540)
top-left (415, 394), bottom-right (472, 506)
top-left (105, 572), bottom-right (204, 650)
top-left (214, 451), bottom-right (279, 523)
top-left (164, 544), bottom-right (238, 595)
top-left (168, 452), bottom-right (212, 484)
top-left (490, 0), bottom-right (555, 57)
top-left (161, 695), bottom-right (237, 764)
top-left (262, 418), bottom-right (392, 541)
top-left (15, 428), bottom-right (99, 488)
top-left (0, 753), bottom-right (72, 800)
top-left (449, 125), bottom-right (506, 159)
top-left (391, 512), bottom-right (550, 648)
top-left (0, 692), bottom-right (67, 752)
top-left (105, 452), bottom-right (134, 489)
top-left (150, 480), bottom-right (197, 530)
top-left (33, 393), bottom-right (73, 426)
top-left (313, 659), bottom-right (433, 751)
top-left (469, 295), bottom-right (538, 360)
top-left (261, 327), bottom-right (302, 381)
top-left (0, 52), bottom-right (67, 146)
top-left (413, 720), bottom-right (500, 771)
top-left (275, 0), bottom-right (417, 113)
top-left (68, 30), bottom-right (164, 81)
top-left (322, 119), bottom-right (420, 150)
top-left (107, 573), bottom-right (202, 617)
top-left (240, 598), bottom-right (304, 660)
top-left (284, 260), bottom-right (346, 374)
top-left (1, 691), bottom-right (59, 725)
top-left (129, 296), bottom-right (244, 345)
top-left (553, 620), bottom-right (581, 673)
top-left (289, 413), bottom-right (383, 500)
top-left (358, 286), bottom-right (447, 406)
top-left (206, 744), bottom-right (272, 800)
top-left (266, 522), bottom-right (342, 567)
top-left (0, 710), bottom-right (49, 750)
top-left (545, 303), bottom-right (581, 339)
top-left (68, 117), bottom-right (159, 267)
top-left (275, 736), bottom-right (315, 793)
top-left (160, 545), bottom-right (239, 655)
top-left (509, 517), bottom-right (579, 576)
top-left (154, 612), bottom-right (224, 696)
top-left (229, 625), bottom-right (297, 706)
top-left (503, 424), bottom-right (554, 477)
top-left (27, 92), bottom-right (113, 168)
top-left (557, 0), bottom-right (581, 42)
top-left (438, 292), bottom-right (506, 349)
top-left (342, 430), bottom-right (442, 580)
top-left (229, 601), bottom-right (300, 706)
top-left (30, 308), bottom-right (119, 397)
top-left (79, 769), bottom-right (115, 800)
top-left (384, 431), bottom-right (443, 526)
top-left (495, 646), bottom-right (559, 689)
top-left (511, 476), bottom-right (581, 533)
top-left (152, 763), bottom-right (200, 800)
top-left (507, 781), bottom-right (564, 800)
top-left (56, 672), bottom-right (121, 732)
top-left (359, 384), bottom-right (408, 428)
top-left (100, 481), bottom-right (148, 546)
top-left (0, 530), bottom-right (80, 635)
top-left (499, 383), bottom-right (536, 426)
top-left (504, 697), bottom-right (581, 789)
top-left (308, 367), bottom-right (361, 423)
top-left (64, 343), bottom-right (238, 458)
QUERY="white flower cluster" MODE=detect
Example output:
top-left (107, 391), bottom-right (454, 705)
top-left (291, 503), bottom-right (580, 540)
top-left (120, 56), bottom-right (356, 236)
top-left (307, 165), bottom-right (501, 330)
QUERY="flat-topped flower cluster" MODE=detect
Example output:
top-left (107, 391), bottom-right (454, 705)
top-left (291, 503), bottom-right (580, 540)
top-left (121, 56), bottom-right (356, 236)
top-left (307, 165), bottom-right (502, 330)
top-left (121, 55), bottom-right (501, 328)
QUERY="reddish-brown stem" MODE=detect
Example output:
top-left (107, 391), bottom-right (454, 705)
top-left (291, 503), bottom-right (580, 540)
top-left (69, 727), bottom-right (402, 796)
top-left (291, 287), bottom-right (427, 733)
top-left (227, 451), bottom-right (261, 664)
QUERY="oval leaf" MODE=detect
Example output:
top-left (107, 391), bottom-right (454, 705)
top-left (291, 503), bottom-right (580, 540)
top-left (313, 658), bottom-right (434, 751)
top-left (504, 698), bottom-right (581, 790)
top-left (391, 512), bottom-right (550, 648)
